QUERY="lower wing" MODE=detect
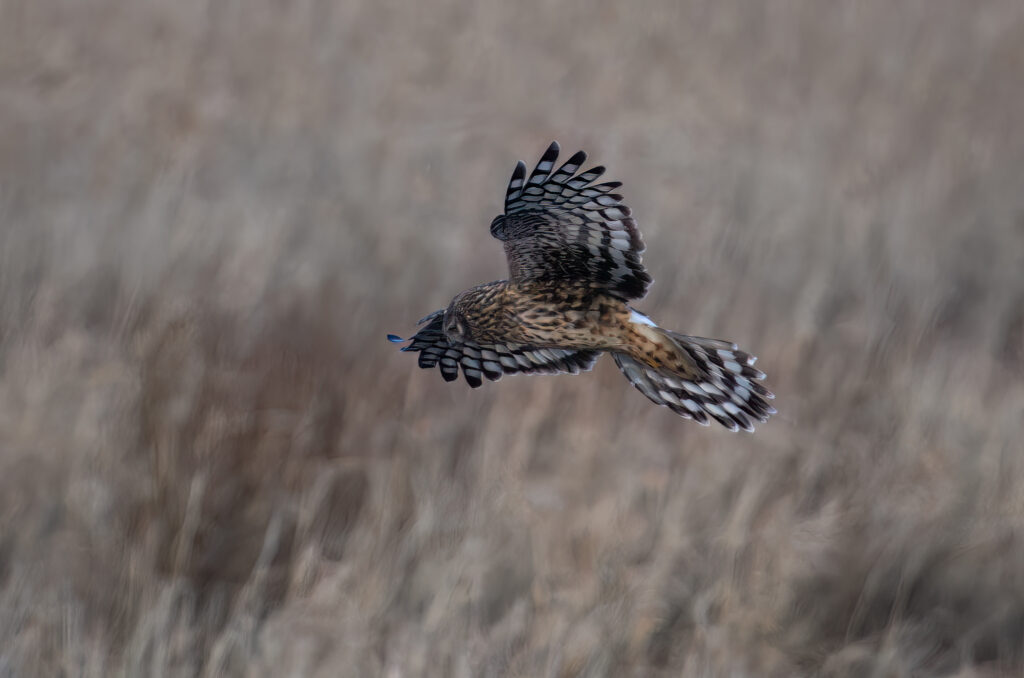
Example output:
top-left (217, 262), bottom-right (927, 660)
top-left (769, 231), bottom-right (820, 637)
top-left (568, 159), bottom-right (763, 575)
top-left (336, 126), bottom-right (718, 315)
top-left (389, 310), bottom-right (600, 387)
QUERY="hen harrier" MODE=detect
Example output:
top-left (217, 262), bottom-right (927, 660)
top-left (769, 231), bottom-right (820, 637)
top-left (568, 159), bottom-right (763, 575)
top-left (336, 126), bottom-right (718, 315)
top-left (388, 142), bottom-right (775, 431)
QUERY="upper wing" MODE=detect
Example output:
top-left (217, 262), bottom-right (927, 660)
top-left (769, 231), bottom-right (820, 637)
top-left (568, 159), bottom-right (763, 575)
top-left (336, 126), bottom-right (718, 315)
top-left (388, 310), bottom-right (600, 387)
top-left (489, 141), bottom-right (653, 301)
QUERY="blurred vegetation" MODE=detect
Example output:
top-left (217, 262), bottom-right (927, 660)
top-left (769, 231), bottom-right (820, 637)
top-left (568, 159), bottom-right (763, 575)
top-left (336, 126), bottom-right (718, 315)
top-left (1, 1), bottom-right (1023, 676)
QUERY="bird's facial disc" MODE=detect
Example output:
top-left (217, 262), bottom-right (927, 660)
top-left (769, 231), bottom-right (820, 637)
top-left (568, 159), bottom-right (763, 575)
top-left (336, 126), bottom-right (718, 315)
top-left (444, 313), bottom-right (466, 343)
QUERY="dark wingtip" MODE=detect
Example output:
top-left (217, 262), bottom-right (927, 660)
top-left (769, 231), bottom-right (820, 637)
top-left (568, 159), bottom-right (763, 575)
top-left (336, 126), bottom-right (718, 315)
top-left (387, 334), bottom-right (405, 343)
top-left (566, 149), bottom-right (587, 166)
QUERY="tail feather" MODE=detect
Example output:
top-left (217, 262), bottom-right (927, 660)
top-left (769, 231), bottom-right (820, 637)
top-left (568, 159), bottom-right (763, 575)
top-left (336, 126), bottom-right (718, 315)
top-left (613, 330), bottom-right (775, 432)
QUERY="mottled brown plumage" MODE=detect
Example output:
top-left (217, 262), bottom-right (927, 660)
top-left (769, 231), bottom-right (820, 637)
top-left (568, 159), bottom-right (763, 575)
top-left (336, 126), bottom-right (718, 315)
top-left (389, 142), bottom-right (775, 431)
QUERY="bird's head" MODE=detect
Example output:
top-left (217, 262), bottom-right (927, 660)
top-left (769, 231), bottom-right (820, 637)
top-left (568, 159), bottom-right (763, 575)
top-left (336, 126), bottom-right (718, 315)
top-left (443, 307), bottom-right (469, 344)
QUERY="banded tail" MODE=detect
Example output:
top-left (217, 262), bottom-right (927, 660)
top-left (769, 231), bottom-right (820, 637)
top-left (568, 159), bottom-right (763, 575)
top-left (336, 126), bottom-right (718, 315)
top-left (614, 311), bottom-right (775, 432)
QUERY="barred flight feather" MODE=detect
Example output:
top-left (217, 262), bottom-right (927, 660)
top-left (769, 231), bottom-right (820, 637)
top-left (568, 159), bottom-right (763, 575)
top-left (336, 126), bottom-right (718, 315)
top-left (391, 309), bottom-right (600, 388)
top-left (612, 334), bottom-right (775, 432)
top-left (490, 141), bottom-right (652, 301)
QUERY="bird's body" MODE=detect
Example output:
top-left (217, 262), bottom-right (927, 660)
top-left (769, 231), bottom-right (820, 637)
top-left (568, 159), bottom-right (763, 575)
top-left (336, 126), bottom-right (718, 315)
top-left (389, 142), bottom-right (775, 431)
top-left (449, 281), bottom-right (624, 348)
top-left (449, 280), bottom-right (701, 378)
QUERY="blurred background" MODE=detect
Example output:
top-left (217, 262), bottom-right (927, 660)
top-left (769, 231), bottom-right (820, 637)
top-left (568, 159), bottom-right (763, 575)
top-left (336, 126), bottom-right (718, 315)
top-left (2, 1), bottom-right (1023, 676)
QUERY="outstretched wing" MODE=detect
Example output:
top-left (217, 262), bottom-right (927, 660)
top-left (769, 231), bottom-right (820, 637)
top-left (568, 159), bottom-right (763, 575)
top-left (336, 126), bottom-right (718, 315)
top-left (388, 310), bottom-right (600, 387)
top-left (489, 141), bottom-right (652, 301)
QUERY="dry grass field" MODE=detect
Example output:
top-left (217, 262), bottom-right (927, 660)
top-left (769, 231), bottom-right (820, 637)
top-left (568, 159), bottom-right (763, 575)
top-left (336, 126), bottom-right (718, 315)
top-left (2, 1), bottom-right (1024, 676)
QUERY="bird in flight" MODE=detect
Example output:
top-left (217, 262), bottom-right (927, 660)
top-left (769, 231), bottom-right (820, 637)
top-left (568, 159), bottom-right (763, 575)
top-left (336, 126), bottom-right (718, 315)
top-left (388, 142), bottom-right (775, 431)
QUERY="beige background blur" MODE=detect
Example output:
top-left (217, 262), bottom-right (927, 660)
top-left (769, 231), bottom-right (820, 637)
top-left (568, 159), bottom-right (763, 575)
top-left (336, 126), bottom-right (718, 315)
top-left (2, 1), bottom-right (1023, 676)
